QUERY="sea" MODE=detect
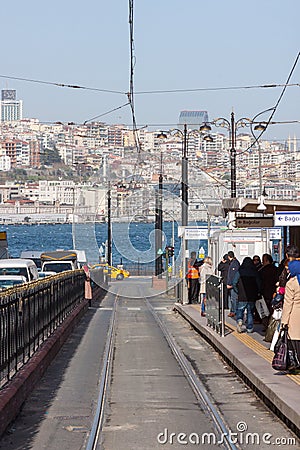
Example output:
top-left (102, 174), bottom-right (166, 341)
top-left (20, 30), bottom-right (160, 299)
top-left (0, 221), bottom-right (209, 269)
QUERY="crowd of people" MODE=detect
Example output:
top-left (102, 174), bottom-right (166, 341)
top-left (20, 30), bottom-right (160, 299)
top-left (186, 244), bottom-right (300, 373)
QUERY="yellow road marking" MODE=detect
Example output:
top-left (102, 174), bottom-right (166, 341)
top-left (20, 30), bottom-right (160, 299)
top-left (189, 305), bottom-right (300, 385)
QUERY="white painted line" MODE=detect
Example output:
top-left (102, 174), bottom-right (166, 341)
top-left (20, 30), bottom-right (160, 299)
top-left (127, 307), bottom-right (141, 311)
top-left (153, 307), bottom-right (168, 311)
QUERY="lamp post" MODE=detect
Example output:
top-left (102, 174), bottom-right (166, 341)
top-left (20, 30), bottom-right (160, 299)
top-left (166, 124), bottom-right (213, 226)
top-left (182, 124), bottom-right (188, 227)
top-left (155, 153), bottom-right (163, 277)
top-left (250, 117), bottom-right (268, 211)
top-left (107, 181), bottom-right (112, 266)
top-left (155, 135), bottom-right (165, 277)
top-left (203, 112), bottom-right (252, 198)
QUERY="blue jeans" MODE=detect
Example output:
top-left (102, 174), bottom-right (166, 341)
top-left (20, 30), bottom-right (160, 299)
top-left (200, 293), bottom-right (206, 313)
top-left (236, 302), bottom-right (255, 331)
top-left (229, 289), bottom-right (238, 314)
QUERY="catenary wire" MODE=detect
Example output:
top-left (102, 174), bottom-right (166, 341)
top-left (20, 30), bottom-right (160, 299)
top-left (0, 73), bottom-right (299, 96)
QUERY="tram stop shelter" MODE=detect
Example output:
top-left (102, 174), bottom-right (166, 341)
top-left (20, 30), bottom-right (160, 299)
top-left (220, 197), bottom-right (300, 251)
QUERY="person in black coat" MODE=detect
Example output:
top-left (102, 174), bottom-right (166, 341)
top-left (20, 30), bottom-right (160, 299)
top-left (233, 257), bottom-right (261, 333)
top-left (227, 251), bottom-right (240, 317)
top-left (217, 254), bottom-right (230, 309)
top-left (260, 253), bottom-right (279, 330)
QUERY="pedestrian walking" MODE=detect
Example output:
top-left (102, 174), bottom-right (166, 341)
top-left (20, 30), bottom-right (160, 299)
top-left (199, 256), bottom-right (214, 317)
top-left (217, 254), bottom-right (230, 309)
top-left (83, 265), bottom-right (93, 306)
top-left (278, 244), bottom-right (300, 289)
top-left (260, 253), bottom-right (279, 330)
top-left (252, 255), bottom-right (263, 323)
top-left (186, 251), bottom-right (200, 304)
top-left (280, 259), bottom-right (300, 372)
top-left (252, 255), bottom-right (263, 271)
top-left (233, 257), bottom-right (262, 333)
top-left (226, 251), bottom-right (240, 317)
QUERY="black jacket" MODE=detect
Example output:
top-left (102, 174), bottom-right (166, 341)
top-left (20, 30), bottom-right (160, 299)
top-left (233, 262), bottom-right (261, 302)
top-left (217, 260), bottom-right (230, 284)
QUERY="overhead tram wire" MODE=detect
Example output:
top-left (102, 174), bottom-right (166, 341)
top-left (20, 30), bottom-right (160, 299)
top-left (0, 74), bottom-right (299, 98)
top-left (127, 0), bottom-right (142, 154)
top-left (133, 82), bottom-right (300, 95)
top-left (0, 74), bottom-right (124, 95)
top-left (238, 51), bottom-right (300, 157)
top-left (83, 102), bottom-right (130, 125)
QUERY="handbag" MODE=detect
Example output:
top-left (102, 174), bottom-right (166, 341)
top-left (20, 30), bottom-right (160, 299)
top-left (287, 340), bottom-right (300, 371)
top-left (272, 326), bottom-right (288, 371)
top-left (255, 297), bottom-right (269, 319)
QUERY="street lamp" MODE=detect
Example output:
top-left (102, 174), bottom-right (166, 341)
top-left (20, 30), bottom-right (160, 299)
top-left (168, 124), bottom-right (213, 226)
top-left (251, 121), bottom-right (267, 211)
top-left (155, 133), bottom-right (166, 277)
top-left (203, 112), bottom-right (252, 198)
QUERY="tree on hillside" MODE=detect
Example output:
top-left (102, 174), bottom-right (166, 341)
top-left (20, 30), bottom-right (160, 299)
top-left (40, 146), bottom-right (62, 165)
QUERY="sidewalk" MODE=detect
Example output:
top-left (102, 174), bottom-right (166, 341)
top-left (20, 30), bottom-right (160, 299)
top-left (174, 303), bottom-right (300, 438)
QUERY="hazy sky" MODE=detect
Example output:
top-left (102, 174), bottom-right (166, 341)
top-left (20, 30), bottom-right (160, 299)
top-left (1, 0), bottom-right (300, 140)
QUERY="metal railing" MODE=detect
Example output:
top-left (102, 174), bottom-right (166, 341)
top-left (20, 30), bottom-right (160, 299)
top-left (0, 270), bottom-right (88, 388)
top-left (206, 275), bottom-right (225, 336)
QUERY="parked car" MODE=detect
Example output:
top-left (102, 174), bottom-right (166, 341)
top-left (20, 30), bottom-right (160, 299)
top-left (38, 271), bottom-right (57, 279)
top-left (0, 259), bottom-right (39, 282)
top-left (0, 275), bottom-right (27, 291)
top-left (92, 264), bottom-right (130, 280)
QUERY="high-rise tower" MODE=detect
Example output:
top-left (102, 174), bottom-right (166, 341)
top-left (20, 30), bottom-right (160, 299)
top-left (0, 89), bottom-right (23, 122)
top-left (178, 110), bottom-right (209, 129)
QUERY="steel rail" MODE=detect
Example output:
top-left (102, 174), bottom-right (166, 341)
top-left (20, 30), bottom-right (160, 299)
top-left (85, 294), bottom-right (118, 450)
top-left (145, 295), bottom-right (239, 450)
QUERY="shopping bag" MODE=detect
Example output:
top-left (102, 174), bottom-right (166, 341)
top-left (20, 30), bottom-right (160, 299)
top-left (272, 308), bottom-right (282, 321)
top-left (255, 297), bottom-right (269, 319)
top-left (270, 325), bottom-right (280, 352)
top-left (272, 326), bottom-right (288, 371)
top-left (264, 317), bottom-right (280, 343)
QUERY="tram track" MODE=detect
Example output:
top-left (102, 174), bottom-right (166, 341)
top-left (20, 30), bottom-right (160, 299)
top-left (145, 295), bottom-right (238, 450)
top-left (87, 287), bottom-right (239, 450)
top-left (86, 293), bottom-right (119, 450)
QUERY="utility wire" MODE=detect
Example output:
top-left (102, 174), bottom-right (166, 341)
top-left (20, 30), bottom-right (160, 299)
top-left (0, 74), bottom-right (124, 94)
top-left (83, 102), bottom-right (130, 124)
top-left (128, 0), bottom-right (142, 153)
top-left (0, 73), bottom-right (299, 95)
top-left (134, 82), bottom-right (300, 95)
top-left (240, 52), bottom-right (300, 156)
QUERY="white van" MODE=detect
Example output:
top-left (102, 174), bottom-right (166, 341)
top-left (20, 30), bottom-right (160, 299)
top-left (0, 259), bottom-right (39, 282)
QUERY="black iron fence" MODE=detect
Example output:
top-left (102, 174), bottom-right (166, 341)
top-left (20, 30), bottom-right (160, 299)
top-left (125, 262), bottom-right (155, 276)
top-left (206, 275), bottom-right (225, 336)
top-left (0, 269), bottom-right (104, 388)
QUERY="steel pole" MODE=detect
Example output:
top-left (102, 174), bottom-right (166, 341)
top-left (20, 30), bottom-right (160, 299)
top-left (182, 124), bottom-right (188, 226)
top-left (155, 154), bottom-right (163, 277)
top-left (107, 182), bottom-right (112, 266)
top-left (230, 112), bottom-right (236, 198)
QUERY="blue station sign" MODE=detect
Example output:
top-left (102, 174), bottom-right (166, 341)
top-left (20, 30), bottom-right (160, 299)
top-left (274, 211), bottom-right (300, 226)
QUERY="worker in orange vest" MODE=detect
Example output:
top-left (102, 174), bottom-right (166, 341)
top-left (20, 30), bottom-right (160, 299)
top-left (186, 251), bottom-right (201, 304)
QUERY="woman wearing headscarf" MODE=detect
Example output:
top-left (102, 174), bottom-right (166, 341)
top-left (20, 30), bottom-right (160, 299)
top-left (281, 260), bottom-right (300, 370)
top-left (233, 257), bottom-right (261, 333)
